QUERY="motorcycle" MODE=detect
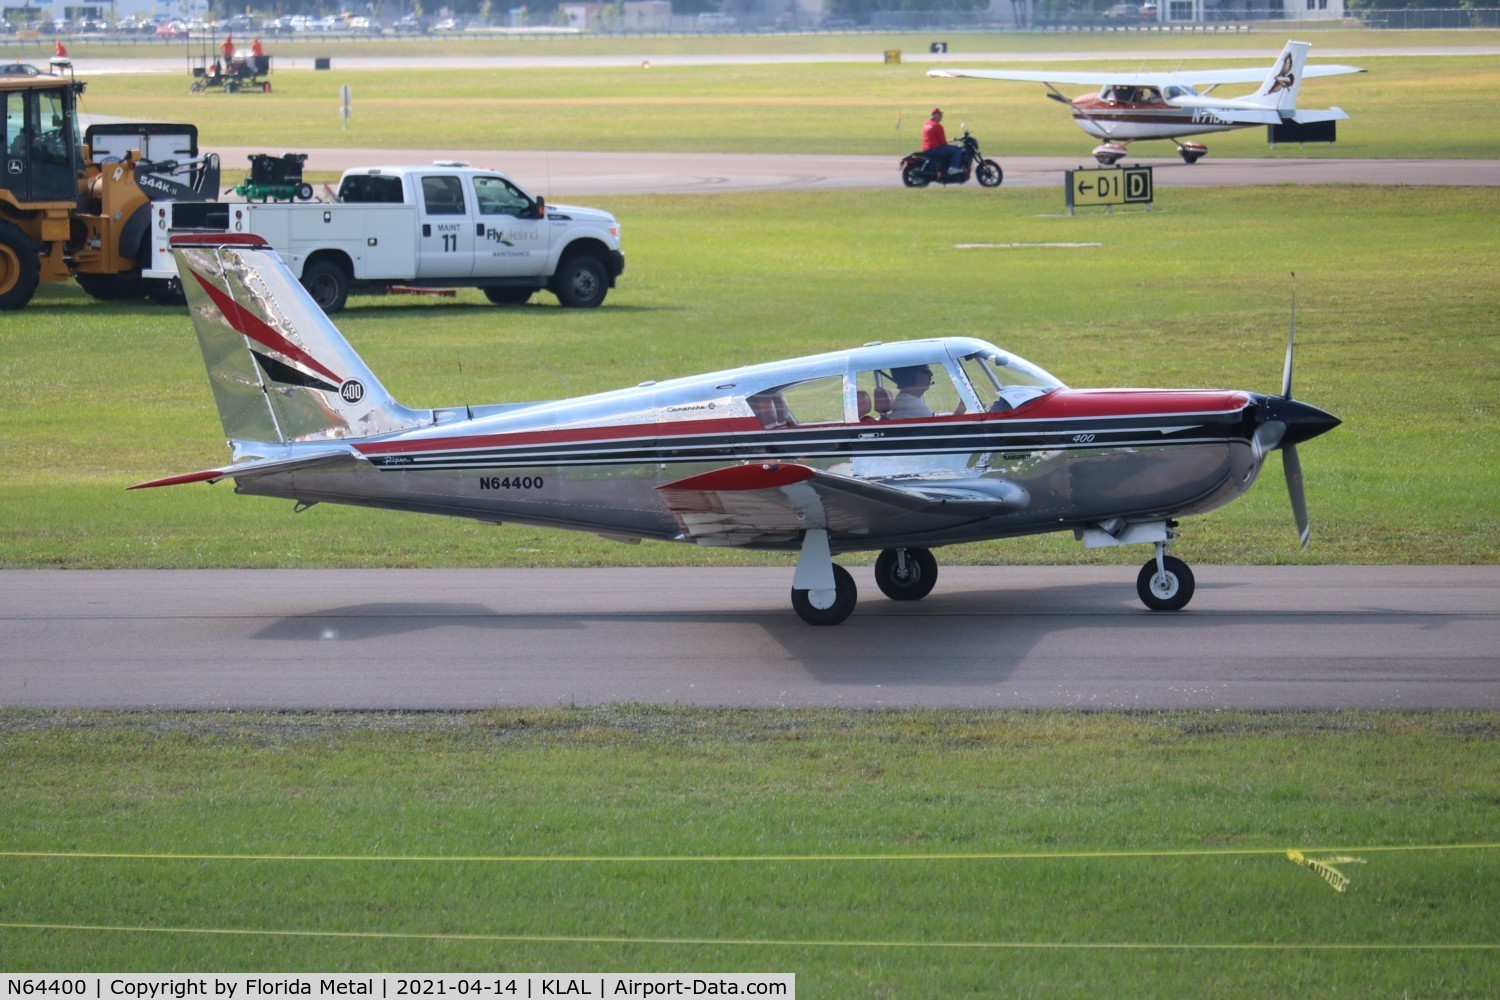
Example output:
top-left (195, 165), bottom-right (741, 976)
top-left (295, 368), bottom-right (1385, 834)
top-left (900, 130), bottom-right (1003, 188)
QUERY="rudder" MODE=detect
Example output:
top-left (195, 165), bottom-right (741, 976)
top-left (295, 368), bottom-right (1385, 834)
top-left (171, 234), bottom-right (425, 445)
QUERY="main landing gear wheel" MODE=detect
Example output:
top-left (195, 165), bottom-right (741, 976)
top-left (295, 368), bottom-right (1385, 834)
top-left (1136, 556), bottom-right (1195, 612)
top-left (874, 548), bottom-right (938, 601)
top-left (791, 563), bottom-right (857, 626)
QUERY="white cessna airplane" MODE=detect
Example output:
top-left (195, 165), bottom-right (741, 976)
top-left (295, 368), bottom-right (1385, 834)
top-left (929, 40), bottom-right (1364, 165)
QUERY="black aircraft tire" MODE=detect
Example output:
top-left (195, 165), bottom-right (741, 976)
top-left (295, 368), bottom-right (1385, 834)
top-left (1136, 556), bottom-right (1196, 612)
top-left (874, 548), bottom-right (939, 601)
top-left (552, 253), bottom-right (607, 308)
top-left (976, 160), bottom-right (1003, 187)
top-left (791, 564), bottom-right (858, 626)
top-left (0, 219), bottom-right (41, 312)
top-left (301, 259), bottom-right (350, 314)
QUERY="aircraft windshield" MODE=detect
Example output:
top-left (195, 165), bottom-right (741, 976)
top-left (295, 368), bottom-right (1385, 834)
top-left (956, 349), bottom-right (1062, 412)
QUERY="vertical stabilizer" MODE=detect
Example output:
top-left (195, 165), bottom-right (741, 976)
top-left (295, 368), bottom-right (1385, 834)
top-left (172, 234), bottom-right (426, 445)
top-left (1250, 41), bottom-right (1309, 115)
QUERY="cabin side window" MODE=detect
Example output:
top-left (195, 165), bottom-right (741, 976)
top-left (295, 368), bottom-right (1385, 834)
top-left (748, 375), bottom-right (844, 429)
top-left (473, 175), bottom-right (532, 217)
top-left (854, 364), bottom-right (964, 420)
top-left (421, 174), bottom-right (467, 215)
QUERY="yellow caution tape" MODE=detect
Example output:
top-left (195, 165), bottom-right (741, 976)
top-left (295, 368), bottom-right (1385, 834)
top-left (1287, 850), bottom-right (1368, 892)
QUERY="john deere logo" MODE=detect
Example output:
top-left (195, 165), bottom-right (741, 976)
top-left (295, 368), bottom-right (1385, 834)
top-left (340, 379), bottom-right (365, 404)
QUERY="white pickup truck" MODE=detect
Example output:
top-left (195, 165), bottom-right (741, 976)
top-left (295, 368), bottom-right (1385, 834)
top-left (145, 164), bottom-right (624, 313)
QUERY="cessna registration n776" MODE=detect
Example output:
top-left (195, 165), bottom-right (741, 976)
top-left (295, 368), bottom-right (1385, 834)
top-left (135, 234), bottom-right (1339, 625)
top-left (929, 40), bottom-right (1364, 166)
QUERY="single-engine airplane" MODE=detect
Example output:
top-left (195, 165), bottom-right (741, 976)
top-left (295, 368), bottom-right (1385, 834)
top-left (929, 40), bottom-right (1363, 166)
top-left (135, 234), bottom-right (1339, 625)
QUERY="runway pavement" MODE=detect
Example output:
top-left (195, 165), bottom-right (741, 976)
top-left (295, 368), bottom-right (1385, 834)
top-left (4, 566), bottom-right (1496, 711)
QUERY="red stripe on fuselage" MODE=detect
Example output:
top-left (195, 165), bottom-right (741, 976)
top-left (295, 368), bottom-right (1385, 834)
top-left (1015, 389), bottom-right (1250, 420)
top-left (351, 390), bottom-right (1251, 458)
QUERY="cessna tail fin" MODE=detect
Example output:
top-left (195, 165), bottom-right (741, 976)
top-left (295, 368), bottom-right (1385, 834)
top-left (171, 234), bottom-right (426, 446)
top-left (1249, 40), bottom-right (1309, 115)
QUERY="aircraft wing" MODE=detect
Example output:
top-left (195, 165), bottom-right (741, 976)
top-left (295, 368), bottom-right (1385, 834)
top-left (1162, 102), bottom-right (1350, 124)
top-left (928, 65), bottom-right (1364, 87)
top-left (129, 448), bottom-right (359, 489)
top-left (657, 462), bottom-right (1027, 548)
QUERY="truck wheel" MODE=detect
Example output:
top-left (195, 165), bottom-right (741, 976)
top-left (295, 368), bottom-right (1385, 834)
top-left (0, 219), bottom-right (41, 311)
top-left (75, 272), bottom-right (148, 301)
top-left (484, 287), bottom-right (532, 307)
top-left (552, 253), bottom-right (607, 308)
top-left (301, 259), bottom-right (350, 314)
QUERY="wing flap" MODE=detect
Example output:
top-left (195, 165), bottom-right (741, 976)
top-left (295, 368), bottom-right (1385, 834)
top-left (656, 462), bottom-right (1027, 547)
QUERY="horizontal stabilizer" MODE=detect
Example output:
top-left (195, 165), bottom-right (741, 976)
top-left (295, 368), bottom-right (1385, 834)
top-left (657, 462), bottom-right (1026, 547)
top-left (129, 449), bottom-right (358, 490)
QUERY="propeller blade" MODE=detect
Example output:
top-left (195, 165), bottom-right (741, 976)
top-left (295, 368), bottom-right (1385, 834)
top-left (1252, 420), bottom-right (1286, 464)
top-left (1282, 273), bottom-right (1296, 399)
top-left (1284, 443), bottom-right (1310, 549)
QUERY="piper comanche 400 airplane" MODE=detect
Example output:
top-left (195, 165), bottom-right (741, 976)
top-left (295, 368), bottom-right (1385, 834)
top-left (135, 234), bottom-right (1340, 625)
top-left (929, 40), bottom-right (1364, 165)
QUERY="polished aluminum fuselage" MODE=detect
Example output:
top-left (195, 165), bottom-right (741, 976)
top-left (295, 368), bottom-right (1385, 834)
top-left (228, 338), bottom-right (1267, 554)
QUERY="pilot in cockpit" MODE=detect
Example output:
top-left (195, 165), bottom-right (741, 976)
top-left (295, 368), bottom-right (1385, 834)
top-left (889, 365), bottom-right (936, 419)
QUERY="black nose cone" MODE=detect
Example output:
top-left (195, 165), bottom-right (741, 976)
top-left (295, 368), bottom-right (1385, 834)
top-left (1259, 395), bottom-right (1341, 447)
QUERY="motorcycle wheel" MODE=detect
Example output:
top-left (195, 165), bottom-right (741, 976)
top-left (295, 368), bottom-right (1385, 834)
top-left (901, 163), bottom-right (930, 188)
top-left (977, 160), bottom-right (1003, 187)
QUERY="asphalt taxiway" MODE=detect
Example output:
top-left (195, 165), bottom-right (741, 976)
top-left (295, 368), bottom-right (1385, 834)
top-left (4, 566), bottom-right (1496, 711)
top-left (211, 147), bottom-right (1500, 197)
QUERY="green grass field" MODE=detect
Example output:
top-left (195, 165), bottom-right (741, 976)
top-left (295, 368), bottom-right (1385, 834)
top-left (2, 709), bottom-right (1497, 995)
top-left (2, 31), bottom-right (1497, 991)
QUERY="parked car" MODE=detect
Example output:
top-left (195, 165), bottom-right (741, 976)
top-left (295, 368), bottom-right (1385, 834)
top-left (1103, 3), bottom-right (1139, 17)
top-left (697, 12), bottom-right (737, 30)
top-left (1139, 3), bottom-right (1159, 17)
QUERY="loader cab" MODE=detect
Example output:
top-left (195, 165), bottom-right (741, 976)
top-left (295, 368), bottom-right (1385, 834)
top-left (1, 77), bottom-right (82, 205)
